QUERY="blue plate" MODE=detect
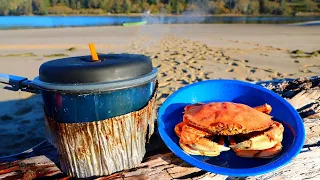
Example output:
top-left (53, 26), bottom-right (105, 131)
top-left (157, 79), bottom-right (305, 177)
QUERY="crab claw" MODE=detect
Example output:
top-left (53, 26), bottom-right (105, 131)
top-left (229, 121), bottom-right (284, 151)
top-left (230, 137), bottom-right (283, 158)
top-left (179, 124), bottom-right (229, 156)
top-left (180, 137), bottom-right (230, 156)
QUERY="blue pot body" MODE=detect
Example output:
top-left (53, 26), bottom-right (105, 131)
top-left (41, 80), bottom-right (156, 123)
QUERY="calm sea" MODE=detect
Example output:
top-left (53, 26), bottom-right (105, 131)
top-left (0, 15), bottom-right (320, 29)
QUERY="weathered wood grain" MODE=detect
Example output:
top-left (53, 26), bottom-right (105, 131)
top-left (0, 76), bottom-right (319, 180)
top-left (44, 90), bottom-right (157, 178)
top-left (258, 76), bottom-right (320, 119)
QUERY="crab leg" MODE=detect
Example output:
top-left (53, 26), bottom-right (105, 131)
top-left (229, 121), bottom-right (284, 151)
top-left (230, 137), bottom-right (283, 158)
top-left (256, 143), bottom-right (283, 158)
top-left (253, 103), bottom-right (272, 114)
top-left (174, 121), bottom-right (185, 138)
top-left (179, 124), bottom-right (229, 156)
top-left (230, 137), bottom-right (259, 157)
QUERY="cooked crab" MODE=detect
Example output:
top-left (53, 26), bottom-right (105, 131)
top-left (174, 102), bottom-right (284, 158)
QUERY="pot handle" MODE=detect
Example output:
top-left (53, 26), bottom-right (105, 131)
top-left (0, 74), bottom-right (39, 94)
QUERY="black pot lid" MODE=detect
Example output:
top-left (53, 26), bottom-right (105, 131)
top-left (33, 54), bottom-right (158, 92)
top-left (39, 54), bottom-right (153, 84)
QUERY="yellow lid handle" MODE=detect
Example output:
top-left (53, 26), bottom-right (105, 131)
top-left (89, 43), bottom-right (99, 61)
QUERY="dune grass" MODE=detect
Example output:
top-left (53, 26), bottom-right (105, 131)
top-left (290, 49), bottom-right (319, 58)
top-left (291, 50), bottom-right (304, 54)
top-left (0, 52), bottom-right (37, 57)
top-left (44, 53), bottom-right (68, 57)
top-left (66, 47), bottom-right (77, 51)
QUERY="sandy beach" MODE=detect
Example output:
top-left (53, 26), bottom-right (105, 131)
top-left (0, 24), bottom-right (319, 156)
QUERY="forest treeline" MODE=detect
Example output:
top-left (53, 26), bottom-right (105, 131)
top-left (0, 0), bottom-right (319, 16)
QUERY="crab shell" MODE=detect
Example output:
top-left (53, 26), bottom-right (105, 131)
top-left (183, 102), bottom-right (275, 136)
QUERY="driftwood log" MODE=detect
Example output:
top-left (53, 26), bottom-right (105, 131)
top-left (0, 76), bottom-right (319, 180)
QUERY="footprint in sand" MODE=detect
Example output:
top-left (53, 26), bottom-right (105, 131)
top-left (245, 77), bottom-right (255, 82)
top-left (183, 61), bottom-right (189, 66)
top-left (161, 72), bottom-right (167, 77)
top-left (248, 69), bottom-right (256, 73)
top-left (165, 77), bottom-right (173, 82)
top-left (265, 75), bottom-right (276, 80)
top-left (203, 72), bottom-right (215, 80)
top-left (157, 93), bottom-right (169, 100)
top-left (172, 61), bottom-right (180, 66)
top-left (283, 73), bottom-right (295, 77)
top-left (181, 69), bottom-right (188, 74)
top-left (225, 68), bottom-right (235, 72)
top-left (273, 72), bottom-right (283, 78)
top-left (228, 62), bottom-right (238, 66)
top-left (189, 60), bottom-right (198, 64)
top-left (198, 72), bottom-right (206, 79)
top-left (263, 68), bottom-right (274, 73)
top-left (194, 77), bottom-right (204, 82)
top-left (186, 74), bottom-right (194, 79)
top-left (190, 66), bottom-right (199, 70)
top-left (159, 82), bottom-right (170, 88)
top-left (177, 79), bottom-right (189, 85)
top-left (300, 69), bottom-right (312, 73)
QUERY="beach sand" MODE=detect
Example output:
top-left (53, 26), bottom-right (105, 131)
top-left (0, 24), bottom-right (319, 156)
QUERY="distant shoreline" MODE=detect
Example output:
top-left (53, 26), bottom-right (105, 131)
top-left (1, 13), bottom-right (320, 17)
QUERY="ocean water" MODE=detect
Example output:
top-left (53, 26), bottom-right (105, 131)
top-left (0, 16), bottom-right (319, 29)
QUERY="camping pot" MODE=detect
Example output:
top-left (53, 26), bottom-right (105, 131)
top-left (0, 54), bottom-right (158, 123)
top-left (0, 53), bottom-right (158, 178)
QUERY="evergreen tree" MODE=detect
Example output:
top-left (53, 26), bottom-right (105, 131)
top-left (59, 0), bottom-right (70, 7)
top-left (51, 0), bottom-right (59, 6)
top-left (69, 0), bottom-right (77, 9)
top-left (32, 0), bottom-right (48, 15)
top-left (166, 3), bottom-right (172, 13)
top-left (0, 0), bottom-right (10, 15)
top-left (112, 0), bottom-right (122, 13)
top-left (123, 0), bottom-right (132, 13)
top-left (76, 1), bottom-right (82, 9)
top-left (259, 0), bottom-right (266, 13)
top-left (88, 0), bottom-right (100, 8)
top-left (17, 0), bottom-right (32, 15)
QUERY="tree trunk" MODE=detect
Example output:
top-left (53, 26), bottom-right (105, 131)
top-left (259, 0), bottom-right (265, 14)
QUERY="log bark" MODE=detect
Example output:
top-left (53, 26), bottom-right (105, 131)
top-left (0, 76), bottom-right (319, 180)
